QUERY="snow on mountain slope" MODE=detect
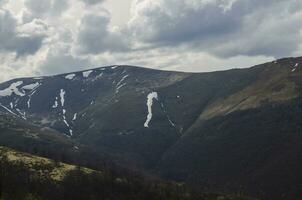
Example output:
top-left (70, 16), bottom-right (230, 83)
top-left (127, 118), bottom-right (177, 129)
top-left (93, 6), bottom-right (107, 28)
top-left (144, 92), bottom-right (159, 128)
top-left (1, 58), bottom-right (302, 139)
top-left (0, 65), bottom-right (189, 136)
top-left (0, 81), bottom-right (25, 97)
top-left (65, 74), bottom-right (76, 80)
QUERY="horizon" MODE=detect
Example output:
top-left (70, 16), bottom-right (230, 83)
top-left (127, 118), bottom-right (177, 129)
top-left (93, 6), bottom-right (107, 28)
top-left (0, 0), bottom-right (302, 82)
top-left (1, 55), bottom-right (293, 83)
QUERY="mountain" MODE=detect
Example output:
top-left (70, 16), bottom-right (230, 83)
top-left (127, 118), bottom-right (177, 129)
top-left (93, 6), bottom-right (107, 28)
top-left (0, 57), bottom-right (302, 199)
top-left (0, 146), bottom-right (254, 200)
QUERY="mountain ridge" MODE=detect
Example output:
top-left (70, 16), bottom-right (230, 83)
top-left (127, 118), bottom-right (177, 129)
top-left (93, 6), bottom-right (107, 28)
top-left (1, 56), bottom-right (302, 199)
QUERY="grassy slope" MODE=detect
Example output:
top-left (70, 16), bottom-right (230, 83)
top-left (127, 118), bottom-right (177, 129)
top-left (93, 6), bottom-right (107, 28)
top-left (0, 146), bottom-right (256, 200)
top-left (0, 146), bottom-right (93, 181)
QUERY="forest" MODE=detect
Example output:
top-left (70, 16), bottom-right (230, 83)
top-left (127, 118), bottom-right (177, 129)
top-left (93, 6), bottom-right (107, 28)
top-left (0, 148), bottom-right (254, 200)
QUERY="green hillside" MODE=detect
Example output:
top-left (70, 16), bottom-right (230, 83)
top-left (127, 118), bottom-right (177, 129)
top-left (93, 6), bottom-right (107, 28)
top-left (0, 146), bottom-right (254, 200)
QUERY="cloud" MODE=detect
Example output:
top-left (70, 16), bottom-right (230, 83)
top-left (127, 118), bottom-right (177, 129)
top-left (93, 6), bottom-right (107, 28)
top-left (74, 10), bottom-right (129, 54)
top-left (40, 48), bottom-right (91, 75)
top-left (0, 9), bottom-right (47, 57)
top-left (0, 0), bottom-right (8, 6)
top-left (80, 0), bottom-right (104, 5)
top-left (128, 0), bottom-right (240, 43)
top-left (38, 27), bottom-right (92, 74)
top-left (23, 0), bottom-right (69, 21)
top-left (127, 0), bottom-right (302, 58)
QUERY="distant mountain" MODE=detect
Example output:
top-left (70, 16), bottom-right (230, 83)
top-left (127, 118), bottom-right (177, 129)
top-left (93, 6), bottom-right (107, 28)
top-left (1, 57), bottom-right (302, 199)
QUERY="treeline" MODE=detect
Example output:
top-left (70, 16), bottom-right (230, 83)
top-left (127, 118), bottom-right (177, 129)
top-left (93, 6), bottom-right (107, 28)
top-left (0, 154), bottom-right (251, 200)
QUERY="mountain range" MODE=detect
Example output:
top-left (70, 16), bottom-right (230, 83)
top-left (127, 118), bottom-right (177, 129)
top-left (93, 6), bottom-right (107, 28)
top-left (1, 56), bottom-right (302, 200)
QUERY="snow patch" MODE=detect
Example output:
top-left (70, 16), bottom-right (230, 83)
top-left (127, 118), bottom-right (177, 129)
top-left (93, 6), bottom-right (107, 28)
top-left (83, 70), bottom-right (93, 78)
top-left (16, 108), bottom-right (26, 120)
top-left (168, 117), bottom-right (176, 127)
top-left (72, 113), bottom-right (77, 121)
top-left (52, 97), bottom-right (58, 108)
top-left (292, 63), bottom-right (299, 72)
top-left (116, 83), bottom-right (126, 94)
top-left (144, 92), bottom-right (158, 128)
top-left (91, 73), bottom-right (103, 82)
top-left (60, 89), bottom-right (65, 107)
top-left (25, 83), bottom-right (41, 108)
top-left (22, 82), bottom-right (40, 90)
top-left (58, 89), bottom-right (73, 136)
top-left (63, 119), bottom-right (69, 127)
top-left (0, 81), bottom-right (25, 97)
top-left (160, 102), bottom-right (176, 127)
top-left (0, 103), bottom-right (18, 116)
top-left (27, 91), bottom-right (36, 108)
top-left (117, 75), bottom-right (129, 86)
top-left (116, 75), bottom-right (129, 94)
top-left (65, 74), bottom-right (76, 80)
top-left (63, 113), bottom-right (73, 136)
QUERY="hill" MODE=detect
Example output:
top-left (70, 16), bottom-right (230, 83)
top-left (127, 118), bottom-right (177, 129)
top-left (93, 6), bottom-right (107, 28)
top-left (0, 146), bottom-right (254, 200)
top-left (1, 57), bottom-right (302, 199)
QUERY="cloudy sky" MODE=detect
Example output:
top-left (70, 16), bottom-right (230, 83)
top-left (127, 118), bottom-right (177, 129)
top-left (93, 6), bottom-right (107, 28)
top-left (0, 0), bottom-right (302, 82)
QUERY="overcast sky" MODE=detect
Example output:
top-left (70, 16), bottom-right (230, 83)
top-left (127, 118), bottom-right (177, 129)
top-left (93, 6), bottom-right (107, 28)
top-left (0, 0), bottom-right (302, 82)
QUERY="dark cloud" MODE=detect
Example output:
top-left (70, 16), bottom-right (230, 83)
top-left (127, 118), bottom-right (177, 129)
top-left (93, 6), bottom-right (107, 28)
top-left (128, 0), bottom-right (302, 58)
top-left (80, 0), bottom-right (105, 5)
top-left (129, 0), bottom-right (241, 44)
top-left (0, 9), bottom-right (47, 57)
top-left (7, 35), bottom-right (46, 56)
top-left (75, 11), bottom-right (129, 54)
top-left (40, 47), bottom-right (91, 75)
